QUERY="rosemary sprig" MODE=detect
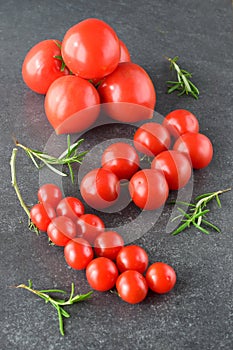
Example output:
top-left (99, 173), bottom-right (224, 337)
top-left (15, 280), bottom-right (93, 336)
top-left (10, 148), bottom-right (39, 234)
top-left (14, 135), bottom-right (88, 183)
top-left (171, 188), bottom-right (231, 235)
top-left (166, 56), bottom-right (199, 99)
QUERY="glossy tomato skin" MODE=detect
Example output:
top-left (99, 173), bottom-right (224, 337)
top-left (163, 109), bottom-right (199, 138)
top-left (119, 40), bottom-right (131, 63)
top-left (44, 75), bottom-right (100, 134)
top-left (30, 203), bottom-right (56, 232)
top-left (116, 270), bottom-right (148, 304)
top-left (98, 62), bottom-right (156, 122)
top-left (56, 197), bottom-right (85, 222)
top-left (129, 169), bottom-right (169, 210)
top-left (151, 150), bottom-right (192, 190)
top-left (133, 122), bottom-right (171, 157)
top-left (86, 257), bottom-right (119, 291)
top-left (62, 18), bottom-right (120, 79)
top-left (80, 168), bottom-right (120, 210)
top-left (64, 237), bottom-right (93, 270)
top-left (116, 245), bottom-right (148, 274)
top-left (94, 231), bottom-right (124, 260)
top-left (146, 262), bottom-right (176, 294)
top-left (38, 183), bottom-right (63, 209)
top-left (76, 214), bottom-right (105, 245)
top-left (101, 142), bottom-right (139, 180)
top-left (47, 216), bottom-right (77, 246)
top-left (22, 40), bottom-right (69, 94)
top-left (173, 132), bottom-right (213, 169)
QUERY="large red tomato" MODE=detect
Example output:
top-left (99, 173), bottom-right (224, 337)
top-left (61, 18), bottom-right (120, 79)
top-left (129, 169), bottom-right (169, 210)
top-left (44, 75), bottom-right (100, 134)
top-left (98, 62), bottom-right (156, 122)
top-left (80, 168), bottom-right (120, 210)
top-left (22, 39), bottom-right (69, 94)
top-left (173, 132), bottom-right (213, 169)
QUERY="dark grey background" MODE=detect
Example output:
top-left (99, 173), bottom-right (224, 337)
top-left (1, 0), bottom-right (233, 349)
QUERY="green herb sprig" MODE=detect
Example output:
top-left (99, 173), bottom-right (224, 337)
top-left (14, 135), bottom-right (87, 183)
top-left (53, 40), bottom-right (69, 72)
top-left (15, 280), bottom-right (93, 336)
top-left (10, 148), bottom-right (39, 234)
top-left (171, 188), bottom-right (231, 235)
top-left (166, 56), bottom-right (199, 99)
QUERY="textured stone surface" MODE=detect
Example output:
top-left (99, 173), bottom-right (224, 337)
top-left (0, 0), bottom-right (233, 349)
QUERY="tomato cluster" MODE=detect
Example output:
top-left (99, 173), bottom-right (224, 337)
top-left (79, 109), bottom-right (213, 211)
top-left (29, 183), bottom-right (176, 304)
top-left (22, 18), bottom-right (156, 134)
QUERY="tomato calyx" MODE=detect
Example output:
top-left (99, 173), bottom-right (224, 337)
top-left (53, 40), bottom-right (71, 73)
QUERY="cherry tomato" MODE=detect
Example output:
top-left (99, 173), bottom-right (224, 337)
top-left (101, 142), bottom-right (139, 180)
top-left (62, 18), bottom-right (120, 79)
top-left (94, 231), bottom-right (124, 260)
top-left (47, 216), bottom-right (77, 246)
top-left (133, 122), bottom-right (171, 157)
top-left (86, 257), bottom-right (119, 291)
top-left (116, 245), bottom-right (148, 274)
top-left (44, 75), bottom-right (100, 134)
top-left (76, 214), bottom-right (105, 245)
top-left (129, 169), bottom-right (169, 210)
top-left (64, 237), bottom-right (93, 270)
top-left (22, 40), bottom-right (69, 94)
top-left (163, 109), bottom-right (199, 138)
top-left (56, 197), bottom-right (85, 221)
top-left (116, 270), bottom-right (148, 304)
top-left (119, 40), bottom-right (131, 63)
top-left (98, 62), bottom-right (156, 122)
top-left (30, 203), bottom-right (56, 232)
top-left (146, 262), bottom-right (176, 294)
top-left (173, 132), bottom-right (213, 169)
top-left (80, 168), bottom-right (120, 210)
top-left (38, 183), bottom-right (63, 209)
top-left (151, 150), bottom-right (192, 190)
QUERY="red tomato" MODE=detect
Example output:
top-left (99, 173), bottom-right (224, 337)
top-left (163, 109), bottom-right (199, 138)
top-left (64, 237), bottom-right (93, 270)
top-left (119, 40), bottom-right (131, 63)
top-left (80, 168), bottom-right (120, 210)
top-left (44, 75), bottom-right (100, 134)
top-left (151, 150), bottom-right (192, 190)
top-left (116, 245), bottom-right (148, 274)
top-left (47, 216), bottom-right (77, 246)
top-left (94, 231), bottom-right (124, 260)
top-left (30, 203), bottom-right (56, 232)
top-left (173, 132), bottom-right (213, 169)
top-left (86, 257), bottom-right (119, 291)
top-left (129, 169), bottom-right (169, 210)
top-left (98, 62), bottom-right (156, 122)
top-left (116, 270), bottom-right (148, 304)
top-left (133, 122), bottom-right (171, 157)
top-left (62, 18), bottom-right (120, 79)
top-left (146, 262), bottom-right (176, 294)
top-left (56, 197), bottom-right (85, 221)
top-left (76, 214), bottom-right (105, 245)
top-left (38, 183), bottom-right (63, 209)
top-left (22, 40), bottom-right (69, 94)
top-left (101, 142), bottom-right (139, 180)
